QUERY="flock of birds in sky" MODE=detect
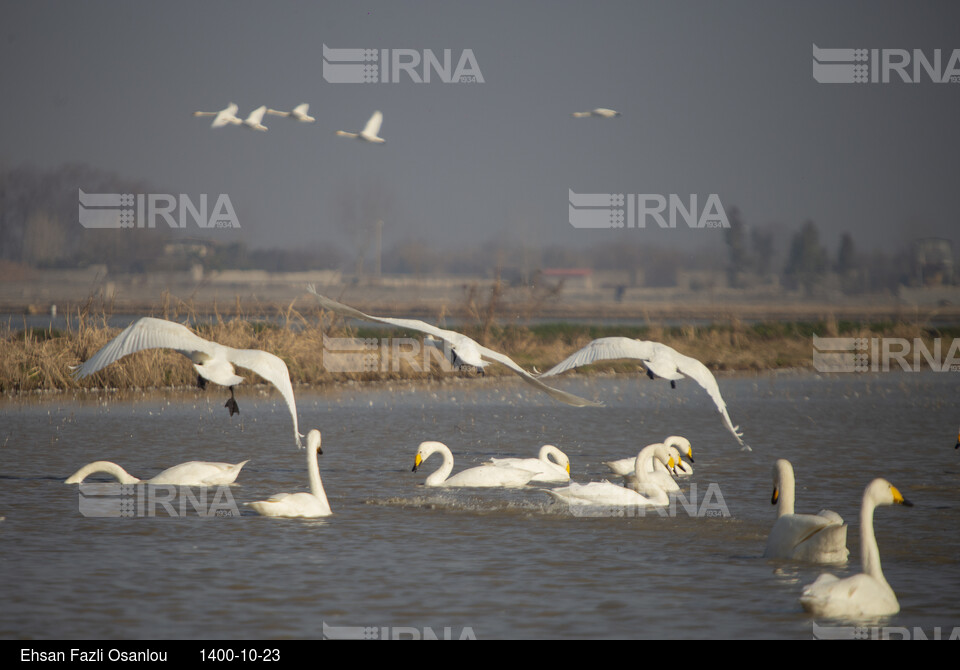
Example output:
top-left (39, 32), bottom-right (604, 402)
top-left (63, 286), bottom-right (918, 621)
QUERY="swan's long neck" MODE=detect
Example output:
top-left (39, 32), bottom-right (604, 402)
top-left (424, 443), bottom-right (455, 486)
top-left (306, 447), bottom-right (327, 501)
top-left (776, 462), bottom-right (796, 517)
top-left (859, 495), bottom-right (886, 583)
top-left (66, 461), bottom-right (141, 485)
top-left (634, 445), bottom-right (663, 485)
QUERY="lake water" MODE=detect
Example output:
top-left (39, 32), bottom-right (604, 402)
top-left (1, 371), bottom-right (958, 640)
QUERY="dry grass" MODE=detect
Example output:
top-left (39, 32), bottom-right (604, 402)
top-left (1, 294), bottom-right (955, 395)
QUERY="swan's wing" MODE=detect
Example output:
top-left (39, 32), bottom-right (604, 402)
top-left (293, 103), bottom-right (310, 115)
top-left (73, 317), bottom-right (214, 378)
top-left (227, 348), bottom-right (302, 448)
top-left (307, 286), bottom-right (454, 340)
top-left (362, 111), bottom-right (383, 137)
top-left (539, 337), bottom-right (657, 377)
top-left (669, 350), bottom-right (745, 446)
top-left (246, 105), bottom-right (267, 124)
top-left (474, 343), bottom-right (603, 407)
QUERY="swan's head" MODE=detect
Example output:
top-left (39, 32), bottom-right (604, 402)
top-left (413, 441), bottom-right (445, 472)
top-left (652, 444), bottom-right (677, 475)
top-left (307, 429), bottom-right (323, 455)
top-left (664, 436), bottom-right (693, 463)
top-left (540, 445), bottom-right (571, 474)
top-left (771, 458), bottom-right (794, 505)
top-left (867, 478), bottom-right (913, 508)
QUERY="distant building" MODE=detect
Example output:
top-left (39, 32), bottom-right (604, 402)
top-left (914, 238), bottom-right (953, 286)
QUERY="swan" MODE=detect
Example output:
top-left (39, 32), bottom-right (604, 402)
top-left (604, 435), bottom-right (695, 477)
top-left (193, 102), bottom-right (242, 128)
top-left (335, 110), bottom-right (385, 143)
top-left (540, 337), bottom-right (745, 448)
top-left (571, 108), bottom-right (621, 118)
top-left (241, 105), bottom-right (269, 131)
top-left (72, 316), bottom-right (303, 448)
top-left (266, 103), bottom-right (315, 122)
top-left (65, 459), bottom-right (249, 486)
top-left (248, 429), bottom-right (331, 518)
top-left (485, 445), bottom-right (571, 483)
top-left (763, 459), bottom-right (849, 563)
top-left (622, 443), bottom-right (692, 493)
top-left (542, 443), bottom-right (676, 508)
top-left (413, 441), bottom-right (538, 488)
top-left (799, 478), bottom-right (913, 619)
top-left (307, 287), bottom-right (602, 408)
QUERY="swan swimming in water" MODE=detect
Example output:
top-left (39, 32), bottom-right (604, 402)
top-left (763, 459), bottom-right (849, 563)
top-left (73, 316), bottom-right (303, 448)
top-left (413, 441), bottom-right (538, 488)
top-left (542, 443), bottom-right (676, 509)
top-left (65, 459), bottom-right (249, 486)
top-left (307, 287), bottom-right (602, 408)
top-left (622, 443), bottom-right (693, 493)
top-left (604, 435), bottom-right (695, 479)
top-left (539, 337), bottom-right (746, 448)
top-left (335, 110), bottom-right (385, 143)
top-left (799, 478), bottom-right (912, 619)
top-left (485, 445), bottom-right (571, 483)
top-left (247, 430), bottom-right (331, 518)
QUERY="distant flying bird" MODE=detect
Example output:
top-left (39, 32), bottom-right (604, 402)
top-left (539, 337), bottom-right (745, 447)
top-left (241, 105), bottom-right (269, 131)
top-left (306, 287), bottom-right (602, 408)
top-left (72, 317), bottom-right (303, 448)
top-left (266, 103), bottom-right (316, 123)
top-left (335, 110), bottom-right (385, 143)
top-left (571, 108), bottom-right (621, 118)
top-left (193, 102), bottom-right (243, 128)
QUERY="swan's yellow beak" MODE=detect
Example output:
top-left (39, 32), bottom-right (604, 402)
top-left (771, 487), bottom-right (779, 505)
top-left (685, 448), bottom-right (695, 463)
top-left (891, 485), bottom-right (913, 507)
top-left (412, 452), bottom-right (423, 472)
top-left (668, 456), bottom-right (677, 475)
top-left (566, 462), bottom-right (571, 475)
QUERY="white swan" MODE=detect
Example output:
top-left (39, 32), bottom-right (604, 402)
top-left (335, 110), bottom-right (385, 143)
top-left (542, 443), bottom-right (676, 508)
top-left (485, 445), bottom-right (571, 483)
top-left (622, 443), bottom-right (692, 493)
top-left (763, 459), bottom-right (849, 563)
top-left (413, 441), bottom-right (538, 488)
top-left (604, 435), bottom-right (695, 478)
top-left (571, 108), bottom-right (621, 118)
top-left (248, 430), bottom-right (331, 518)
top-left (193, 102), bottom-right (242, 128)
top-left (266, 103), bottom-right (315, 122)
top-left (799, 478), bottom-right (913, 619)
top-left (72, 316), bottom-right (303, 448)
top-left (540, 337), bottom-right (745, 448)
top-left (241, 105), bottom-right (269, 131)
top-left (65, 459), bottom-right (249, 486)
top-left (307, 287), bottom-right (602, 408)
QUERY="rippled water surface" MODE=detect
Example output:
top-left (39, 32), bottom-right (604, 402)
top-left (2, 372), bottom-right (959, 639)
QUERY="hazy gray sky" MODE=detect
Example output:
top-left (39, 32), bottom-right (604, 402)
top-left (2, 1), bottom-right (959, 260)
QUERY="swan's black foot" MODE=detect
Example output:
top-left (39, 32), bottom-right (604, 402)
top-left (224, 386), bottom-right (240, 416)
top-left (646, 368), bottom-right (655, 381)
top-left (670, 380), bottom-right (676, 389)
top-left (476, 366), bottom-right (484, 377)
top-left (197, 374), bottom-right (207, 390)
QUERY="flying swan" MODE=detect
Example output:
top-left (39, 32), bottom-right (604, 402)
top-left (485, 445), bottom-right (571, 483)
top-left (335, 110), bottom-right (385, 143)
top-left (241, 105), bottom-right (269, 131)
top-left (266, 103), bottom-right (315, 122)
top-left (542, 443), bottom-right (677, 509)
top-left (193, 102), bottom-right (242, 128)
top-left (413, 441), bottom-right (538, 488)
top-left (539, 337), bottom-right (745, 448)
top-left (571, 108), bottom-right (621, 118)
top-left (248, 429), bottom-right (331, 518)
top-left (72, 317), bottom-right (303, 448)
top-left (65, 459), bottom-right (249, 486)
top-left (307, 287), bottom-right (602, 408)
top-left (799, 478), bottom-right (912, 619)
top-left (763, 459), bottom-right (849, 564)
